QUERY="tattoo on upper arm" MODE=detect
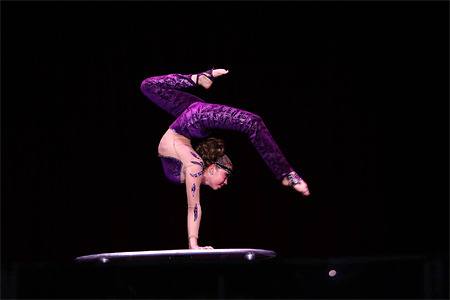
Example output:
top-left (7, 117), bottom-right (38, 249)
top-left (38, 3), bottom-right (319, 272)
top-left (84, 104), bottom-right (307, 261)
top-left (190, 151), bottom-right (201, 160)
top-left (194, 203), bottom-right (198, 221)
top-left (189, 170), bottom-right (203, 178)
top-left (190, 160), bottom-right (204, 168)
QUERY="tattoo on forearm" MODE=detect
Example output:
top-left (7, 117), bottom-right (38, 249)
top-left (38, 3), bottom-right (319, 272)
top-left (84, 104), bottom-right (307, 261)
top-left (191, 183), bottom-right (196, 198)
top-left (194, 203), bottom-right (198, 221)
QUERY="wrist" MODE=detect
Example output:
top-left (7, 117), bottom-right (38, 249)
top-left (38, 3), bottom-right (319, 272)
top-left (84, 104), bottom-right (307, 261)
top-left (189, 236), bottom-right (198, 247)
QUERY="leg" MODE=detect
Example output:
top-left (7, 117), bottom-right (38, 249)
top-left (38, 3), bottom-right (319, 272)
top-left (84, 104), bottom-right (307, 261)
top-left (140, 73), bottom-right (204, 118)
top-left (140, 69), bottom-right (229, 118)
top-left (194, 103), bottom-right (310, 195)
top-left (173, 103), bottom-right (296, 181)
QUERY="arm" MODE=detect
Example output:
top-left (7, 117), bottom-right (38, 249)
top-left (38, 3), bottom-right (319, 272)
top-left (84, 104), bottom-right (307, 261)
top-left (184, 164), bottom-right (213, 250)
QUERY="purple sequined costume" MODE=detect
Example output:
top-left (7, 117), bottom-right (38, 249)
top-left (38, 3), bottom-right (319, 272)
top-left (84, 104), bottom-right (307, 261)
top-left (141, 72), bottom-right (295, 182)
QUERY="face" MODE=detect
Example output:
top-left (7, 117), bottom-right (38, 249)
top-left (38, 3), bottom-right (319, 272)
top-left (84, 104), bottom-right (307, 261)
top-left (206, 165), bottom-right (231, 190)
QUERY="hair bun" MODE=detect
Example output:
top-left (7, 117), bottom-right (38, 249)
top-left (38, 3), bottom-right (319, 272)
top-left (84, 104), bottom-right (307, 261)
top-left (194, 137), bottom-right (226, 168)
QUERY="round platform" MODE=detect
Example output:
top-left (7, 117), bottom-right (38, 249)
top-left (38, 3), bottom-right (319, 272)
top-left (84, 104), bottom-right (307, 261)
top-left (75, 248), bottom-right (277, 265)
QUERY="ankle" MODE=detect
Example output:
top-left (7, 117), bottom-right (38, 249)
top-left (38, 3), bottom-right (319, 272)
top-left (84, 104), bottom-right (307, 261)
top-left (284, 171), bottom-right (303, 186)
top-left (191, 74), bottom-right (198, 84)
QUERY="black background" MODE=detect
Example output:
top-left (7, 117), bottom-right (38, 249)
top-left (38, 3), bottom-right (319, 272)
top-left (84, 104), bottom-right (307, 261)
top-left (2, 1), bottom-right (448, 268)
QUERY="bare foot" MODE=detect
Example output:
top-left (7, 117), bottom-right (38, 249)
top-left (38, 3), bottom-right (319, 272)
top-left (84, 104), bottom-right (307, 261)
top-left (191, 68), bottom-right (229, 89)
top-left (282, 174), bottom-right (310, 197)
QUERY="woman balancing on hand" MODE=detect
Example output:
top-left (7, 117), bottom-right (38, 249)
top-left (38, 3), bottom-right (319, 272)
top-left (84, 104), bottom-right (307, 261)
top-left (140, 68), bottom-right (310, 250)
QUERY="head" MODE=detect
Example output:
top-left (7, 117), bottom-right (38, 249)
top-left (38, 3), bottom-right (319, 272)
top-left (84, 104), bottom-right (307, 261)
top-left (194, 137), bottom-right (233, 190)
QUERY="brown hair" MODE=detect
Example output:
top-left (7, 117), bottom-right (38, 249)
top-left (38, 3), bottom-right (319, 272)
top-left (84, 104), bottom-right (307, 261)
top-left (194, 137), bottom-right (226, 168)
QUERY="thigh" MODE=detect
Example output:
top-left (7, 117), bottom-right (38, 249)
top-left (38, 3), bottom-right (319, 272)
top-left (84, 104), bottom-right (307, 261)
top-left (197, 103), bottom-right (261, 133)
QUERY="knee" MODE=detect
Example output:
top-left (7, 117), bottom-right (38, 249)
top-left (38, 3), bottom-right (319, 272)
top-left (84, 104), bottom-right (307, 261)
top-left (249, 112), bottom-right (264, 126)
top-left (140, 79), bottom-right (150, 91)
top-left (140, 78), bottom-right (155, 95)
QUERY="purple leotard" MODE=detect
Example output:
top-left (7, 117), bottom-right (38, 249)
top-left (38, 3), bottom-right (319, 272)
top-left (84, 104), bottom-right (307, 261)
top-left (141, 72), bottom-right (296, 183)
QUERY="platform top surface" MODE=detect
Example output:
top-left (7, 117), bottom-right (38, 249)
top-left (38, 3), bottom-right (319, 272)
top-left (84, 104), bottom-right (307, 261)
top-left (76, 248), bottom-right (276, 262)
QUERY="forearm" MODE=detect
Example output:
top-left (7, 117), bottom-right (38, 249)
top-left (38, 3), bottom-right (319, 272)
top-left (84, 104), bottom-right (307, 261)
top-left (184, 163), bottom-right (204, 249)
top-left (187, 204), bottom-right (202, 248)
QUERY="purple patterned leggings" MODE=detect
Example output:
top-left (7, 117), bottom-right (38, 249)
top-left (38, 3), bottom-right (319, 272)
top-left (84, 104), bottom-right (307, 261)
top-left (140, 73), bottom-right (295, 181)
